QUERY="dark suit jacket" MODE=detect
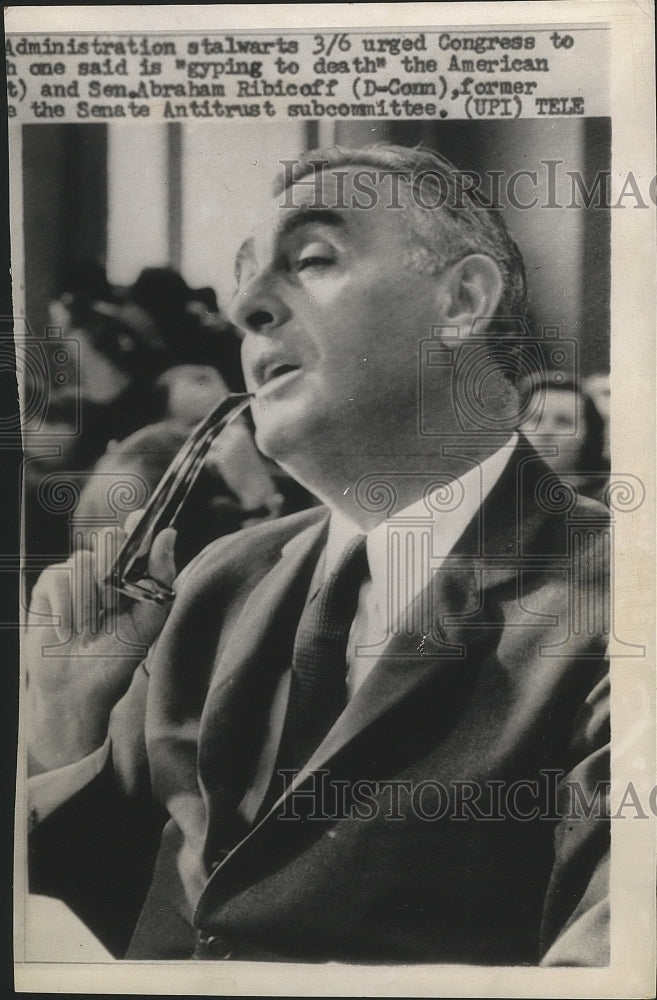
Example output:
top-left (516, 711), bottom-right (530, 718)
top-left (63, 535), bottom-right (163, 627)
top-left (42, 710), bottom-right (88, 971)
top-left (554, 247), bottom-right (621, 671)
top-left (30, 441), bottom-right (610, 965)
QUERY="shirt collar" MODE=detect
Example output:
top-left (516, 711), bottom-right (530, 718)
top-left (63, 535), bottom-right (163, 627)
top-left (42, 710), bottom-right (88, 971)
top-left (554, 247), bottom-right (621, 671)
top-left (326, 433), bottom-right (518, 611)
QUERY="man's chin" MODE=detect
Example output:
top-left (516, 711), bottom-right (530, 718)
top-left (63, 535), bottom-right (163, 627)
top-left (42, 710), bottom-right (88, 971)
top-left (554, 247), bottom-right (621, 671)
top-left (253, 418), bottom-right (302, 464)
top-left (253, 408), bottom-right (326, 469)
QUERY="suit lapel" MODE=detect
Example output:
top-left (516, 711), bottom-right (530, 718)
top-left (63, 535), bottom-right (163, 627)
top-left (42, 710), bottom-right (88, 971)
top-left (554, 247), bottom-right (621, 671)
top-left (197, 514), bottom-right (329, 848)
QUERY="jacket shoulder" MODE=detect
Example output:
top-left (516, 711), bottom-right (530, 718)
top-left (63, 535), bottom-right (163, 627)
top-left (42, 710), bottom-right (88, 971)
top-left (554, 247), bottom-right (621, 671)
top-left (174, 505), bottom-right (328, 594)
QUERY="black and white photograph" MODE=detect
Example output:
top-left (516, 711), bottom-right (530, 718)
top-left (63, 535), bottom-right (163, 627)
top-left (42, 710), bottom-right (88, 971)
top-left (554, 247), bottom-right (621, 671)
top-left (7, 4), bottom-right (655, 996)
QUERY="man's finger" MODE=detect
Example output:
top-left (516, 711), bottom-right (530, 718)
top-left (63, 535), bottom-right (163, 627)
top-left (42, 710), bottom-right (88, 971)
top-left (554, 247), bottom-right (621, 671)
top-left (27, 561), bottom-right (74, 645)
top-left (124, 509), bottom-right (145, 535)
top-left (148, 528), bottom-right (177, 588)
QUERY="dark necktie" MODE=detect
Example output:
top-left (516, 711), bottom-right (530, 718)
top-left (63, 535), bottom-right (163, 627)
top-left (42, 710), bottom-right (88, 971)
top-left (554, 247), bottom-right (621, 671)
top-left (274, 532), bottom-right (369, 782)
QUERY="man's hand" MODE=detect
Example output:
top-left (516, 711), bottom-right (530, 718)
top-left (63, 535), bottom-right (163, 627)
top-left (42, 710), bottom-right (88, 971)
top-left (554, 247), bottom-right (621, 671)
top-left (24, 514), bottom-right (176, 775)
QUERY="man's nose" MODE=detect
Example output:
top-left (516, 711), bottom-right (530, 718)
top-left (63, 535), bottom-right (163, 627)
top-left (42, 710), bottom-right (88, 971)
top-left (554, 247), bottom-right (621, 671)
top-left (228, 274), bottom-right (290, 335)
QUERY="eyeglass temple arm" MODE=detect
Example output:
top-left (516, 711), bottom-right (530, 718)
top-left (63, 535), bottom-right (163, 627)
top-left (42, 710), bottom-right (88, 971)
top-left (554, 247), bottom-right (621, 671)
top-left (104, 392), bottom-right (253, 604)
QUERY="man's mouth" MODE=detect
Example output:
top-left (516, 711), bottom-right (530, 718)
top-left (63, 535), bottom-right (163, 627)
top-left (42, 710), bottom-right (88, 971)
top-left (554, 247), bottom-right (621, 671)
top-left (256, 360), bottom-right (301, 389)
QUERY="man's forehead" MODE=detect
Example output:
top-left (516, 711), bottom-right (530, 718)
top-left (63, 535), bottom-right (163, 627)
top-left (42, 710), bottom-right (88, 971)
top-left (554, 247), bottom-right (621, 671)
top-left (235, 164), bottom-right (395, 268)
top-left (280, 161), bottom-right (393, 208)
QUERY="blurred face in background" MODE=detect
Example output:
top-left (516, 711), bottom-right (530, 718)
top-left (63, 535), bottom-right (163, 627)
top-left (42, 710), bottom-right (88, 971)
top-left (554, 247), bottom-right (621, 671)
top-left (521, 387), bottom-right (586, 474)
top-left (74, 327), bottom-right (132, 404)
top-left (162, 364), bottom-right (229, 427)
top-left (583, 373), bottom-right (610, 423)
top-left (583, 372), bottom-right (610, 462)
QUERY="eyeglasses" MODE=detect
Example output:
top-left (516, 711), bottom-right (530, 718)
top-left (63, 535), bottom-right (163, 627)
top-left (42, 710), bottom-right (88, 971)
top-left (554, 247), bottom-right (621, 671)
top-left (105, 392), bottom-right (253, 605)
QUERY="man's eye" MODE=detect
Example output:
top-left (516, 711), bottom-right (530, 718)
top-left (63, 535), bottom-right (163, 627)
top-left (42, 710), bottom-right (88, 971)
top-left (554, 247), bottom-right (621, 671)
top-left (293, 243), bottom-right (335, 272)
top-left (296, 255), bottom-right (333, 271)
top-left (297, 257), bottom-right (333, 271)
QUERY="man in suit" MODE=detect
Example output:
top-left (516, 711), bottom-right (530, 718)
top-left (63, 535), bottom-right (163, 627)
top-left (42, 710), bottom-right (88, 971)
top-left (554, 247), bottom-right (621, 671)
top-left (25, 144), bottom-right (609, 965)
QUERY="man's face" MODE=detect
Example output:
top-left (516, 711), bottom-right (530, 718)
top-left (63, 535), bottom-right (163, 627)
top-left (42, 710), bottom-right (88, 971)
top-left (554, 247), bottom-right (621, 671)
top-left (164, 364), bottom-right (227, 427)
top-left (228, 166), bottom-right (447, 466)
top-left (584, 373), bottom-right (610, 421)
top-left (522, 387), bottom-right (585, 472)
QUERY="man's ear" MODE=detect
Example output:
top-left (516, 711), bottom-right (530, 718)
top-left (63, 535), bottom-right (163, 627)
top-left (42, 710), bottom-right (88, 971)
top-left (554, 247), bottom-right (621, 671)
top-left (435, 254), bottom-right (504, 335)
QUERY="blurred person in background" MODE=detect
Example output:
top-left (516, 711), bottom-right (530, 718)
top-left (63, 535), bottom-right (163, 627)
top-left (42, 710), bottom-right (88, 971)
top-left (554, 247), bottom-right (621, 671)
top-left (583, 372), bottom-right (611, 463)
top-left (48, 260), bottom-right (116, 333)
top-left (519, 374), bottom-right (609, 503)
top-left (154, 363), bottom-right (231, 428)
top-left (23, 263), bottom-right (168, 591)
top-left (47, 263), bottom-right (246, 442)
top-left (121, 267), bottom-right (246, 394)
top-left (48, 261), bottom-right (166, 442)
top-left (22, 395), bottom-right (112, 598)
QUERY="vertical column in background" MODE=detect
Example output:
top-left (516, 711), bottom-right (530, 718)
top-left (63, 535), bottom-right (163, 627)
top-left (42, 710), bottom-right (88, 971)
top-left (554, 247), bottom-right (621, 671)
top-left (106, 124), bottom-right (169, 287)
top-left (180, 122), bottom-right (305, 307)
top-left (166, 123), bottom-right (183, 273)
top-left (21, 124), bottom-right (108, 337)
